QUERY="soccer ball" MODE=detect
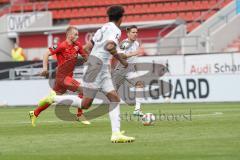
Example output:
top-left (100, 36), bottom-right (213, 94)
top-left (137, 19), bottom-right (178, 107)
top-left (141, 113), bottom-right (156, 126)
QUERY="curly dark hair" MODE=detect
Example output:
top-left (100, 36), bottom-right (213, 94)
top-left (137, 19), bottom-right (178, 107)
top-left (107, 5), bottom-right (125, 22)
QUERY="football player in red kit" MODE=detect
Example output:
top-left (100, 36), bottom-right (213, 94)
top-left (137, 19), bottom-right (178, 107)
top-left (29, 26), bottom-right (90, 126)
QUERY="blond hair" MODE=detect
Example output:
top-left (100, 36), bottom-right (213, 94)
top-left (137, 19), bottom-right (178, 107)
top-left (66, 26), bottom-right (78, 36)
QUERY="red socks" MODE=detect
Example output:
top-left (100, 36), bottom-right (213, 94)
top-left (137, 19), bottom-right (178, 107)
top-left (77, 93), bottom-right (83, 117)
top-left (34, 103), bottom-right (51, 117)
top-left (77, 108), bottom-right (83, 117)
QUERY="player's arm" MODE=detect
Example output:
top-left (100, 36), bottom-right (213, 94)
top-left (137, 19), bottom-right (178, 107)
top-left (120, 51), bottom-right (137, 59)
top-left (123, 47), bottom-right (144, 58)
top-left (40, 44), bottom-right (62, 77)
top-left (79, 40), bottom-right (94, 62)
top-left (105, 41), bottom-right (128, 67)
top-left (120, 41), bottom-right (144, 59)
top-left (118, 49), bottom-right (140, 59)
top-left (83, 40), bottom-right (94, 54)
top-left (40, 50), bottom-right (51, 77)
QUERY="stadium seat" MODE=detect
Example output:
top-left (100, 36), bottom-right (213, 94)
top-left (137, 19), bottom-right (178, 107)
top-left (10, 5), bottom-right (21, 12)
top-left (71, 9), bottom-right (78, 18)
top-left (178, 2), bottom-right (186, 11)
top-left (0, 0), bottom-right (9, 4)
top-left (187, 22), bottom-right (200, 32)
top-left (64, 9), bottom-right (71, 19)
top-left (1, 0), bottom-right (232, 26)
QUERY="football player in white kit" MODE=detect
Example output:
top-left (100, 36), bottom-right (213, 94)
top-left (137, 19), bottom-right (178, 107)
top-left (80, 5), bottom-right (135, 143)
top-left (50, 5), bottom-right (135, 143)
top-left (112, 25), bottom-right (145, 116)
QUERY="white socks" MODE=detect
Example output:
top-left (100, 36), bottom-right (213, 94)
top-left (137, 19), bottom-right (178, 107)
top-left (53, 95), bottom-right (82, 108)
top-left (135, 98), bottom-right (141, 110)
top-left (53, 95), bottom-right (121, 133)
top-left (109, 102), bottom-right (120, 133)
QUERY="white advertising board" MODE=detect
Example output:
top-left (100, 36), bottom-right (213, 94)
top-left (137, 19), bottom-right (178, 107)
top-left (137, 55), bottom-right (184, 76)
top-left (138, 53), bottom-right (240, 75)
top-left (7, 12), bottom-right (45, 32)
top-left (0, 74), bottom-right (239, 106)
top-left (0, 53), bottom-right (240, 106)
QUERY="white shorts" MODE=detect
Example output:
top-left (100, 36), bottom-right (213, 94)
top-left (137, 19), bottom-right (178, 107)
top-left (83, 56), bottom-right (115, 98)
top-left (112, 63), bottom-right (141, 90)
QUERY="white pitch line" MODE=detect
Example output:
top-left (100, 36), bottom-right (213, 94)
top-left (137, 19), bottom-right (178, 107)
top-left (0, 112), bottom-right (224, 125)
top-left (191, 112), bottom-right (223, 117)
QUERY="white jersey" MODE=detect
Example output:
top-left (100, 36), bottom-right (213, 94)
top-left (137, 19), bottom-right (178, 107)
top-left (91, 22), bottom-right (121, 64)
top-left (119, 38), bottom-right (140, 63)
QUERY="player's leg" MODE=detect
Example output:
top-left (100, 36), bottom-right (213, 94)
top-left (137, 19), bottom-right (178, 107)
top-left (29, 82), bottom-right (60, 127)
top-left (29, 76), bottom-right (84, 126)
top-left (112, 67), bottom-right (125, 91)
top-left (76, 87), bottom-right (99, 124)
top-left (103, 77), bottom-right (135, 143)
top-left (76, 55), bottom-right (104, 121)
top-left (45, 76), bottom-right (81, 107)
top-left (52, 85), bottom-right (98, 124)
top-left (106, 90), bottom-right (121, 132)
top-left (76, 93), bottom-right (83, 117)
top-left (43, 92), bottom-right (90, 125)
top-left (63, 76), bottom-right (83, 115)
top-left (63, 76), bottom-right (83, 93)
top-left (112, 64), bottom-right (136, 106)
top-left (131, 64), bottom-right (145, 116)
top-left (52, 94), bottom-right (91, 125)
top-left (115, 64), bottom-right (144, 116)
top-left (124, 64), bottom-right (144, 116)
top-left (61, 76), bottom-right (90, 124)
top-left (105, 90), bottom-right (135, 143)
top-left (77, 92), bottom-right (83, 117)
top-left (133, 81), bottom-right (144, 117)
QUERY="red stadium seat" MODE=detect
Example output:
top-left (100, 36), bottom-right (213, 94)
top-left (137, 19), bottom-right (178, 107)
top-left (1, 0), bottom-right (231, 26)
top-left (69, 19), bottom-right (78, 25)
top-left (48, 1), bottom-right (57, 9)
top-left (193, 1), bottom-right (202, 10)
top-left (193, 11), bottom-right (202, 20)
top-left (22, 5), bottom-right (33, 11)
top-left (64, 9), bottom-right (71, 19)
top-left (71, 9), bottom-right (78, 18)
top-left (202, 1), bottom-right (211, 9)
top-left (170, 2), bottom-right (178, 12)
top-left (178, 2), bottom-right (186, 12)
top-left (184, 12), bottom-right (191, 21)
top-left (10, 5), bottom-right (21, 12)
top-left (0, 0), bottom-right (9, 4)
top-left (57, 10), bottom-right (65, 19)
top-left (169, 12), bottom-right (178, 19)
top-left (51, 10), bottom-right (58, 18)
top-left (98, 17), bottom-right (107, 23)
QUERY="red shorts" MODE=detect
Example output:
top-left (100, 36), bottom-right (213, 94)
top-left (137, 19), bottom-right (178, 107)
top-left (53, 76), bottom-right (80, 94)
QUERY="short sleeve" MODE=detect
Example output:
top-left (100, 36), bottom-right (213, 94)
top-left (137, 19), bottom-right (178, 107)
top-left (92, 29), bottom-right (101, 43)
top-left (92, 24), bottom-right (121, 45)
top-left (107, 29), bottom-right (120, 45)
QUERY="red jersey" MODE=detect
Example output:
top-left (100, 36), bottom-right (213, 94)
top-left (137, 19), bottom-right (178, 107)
top-left (49, 40), bottom-right (87, 77)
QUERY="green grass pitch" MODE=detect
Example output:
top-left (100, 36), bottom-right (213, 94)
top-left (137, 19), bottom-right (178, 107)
top-left (0, 103), bottom-right (239, 160)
